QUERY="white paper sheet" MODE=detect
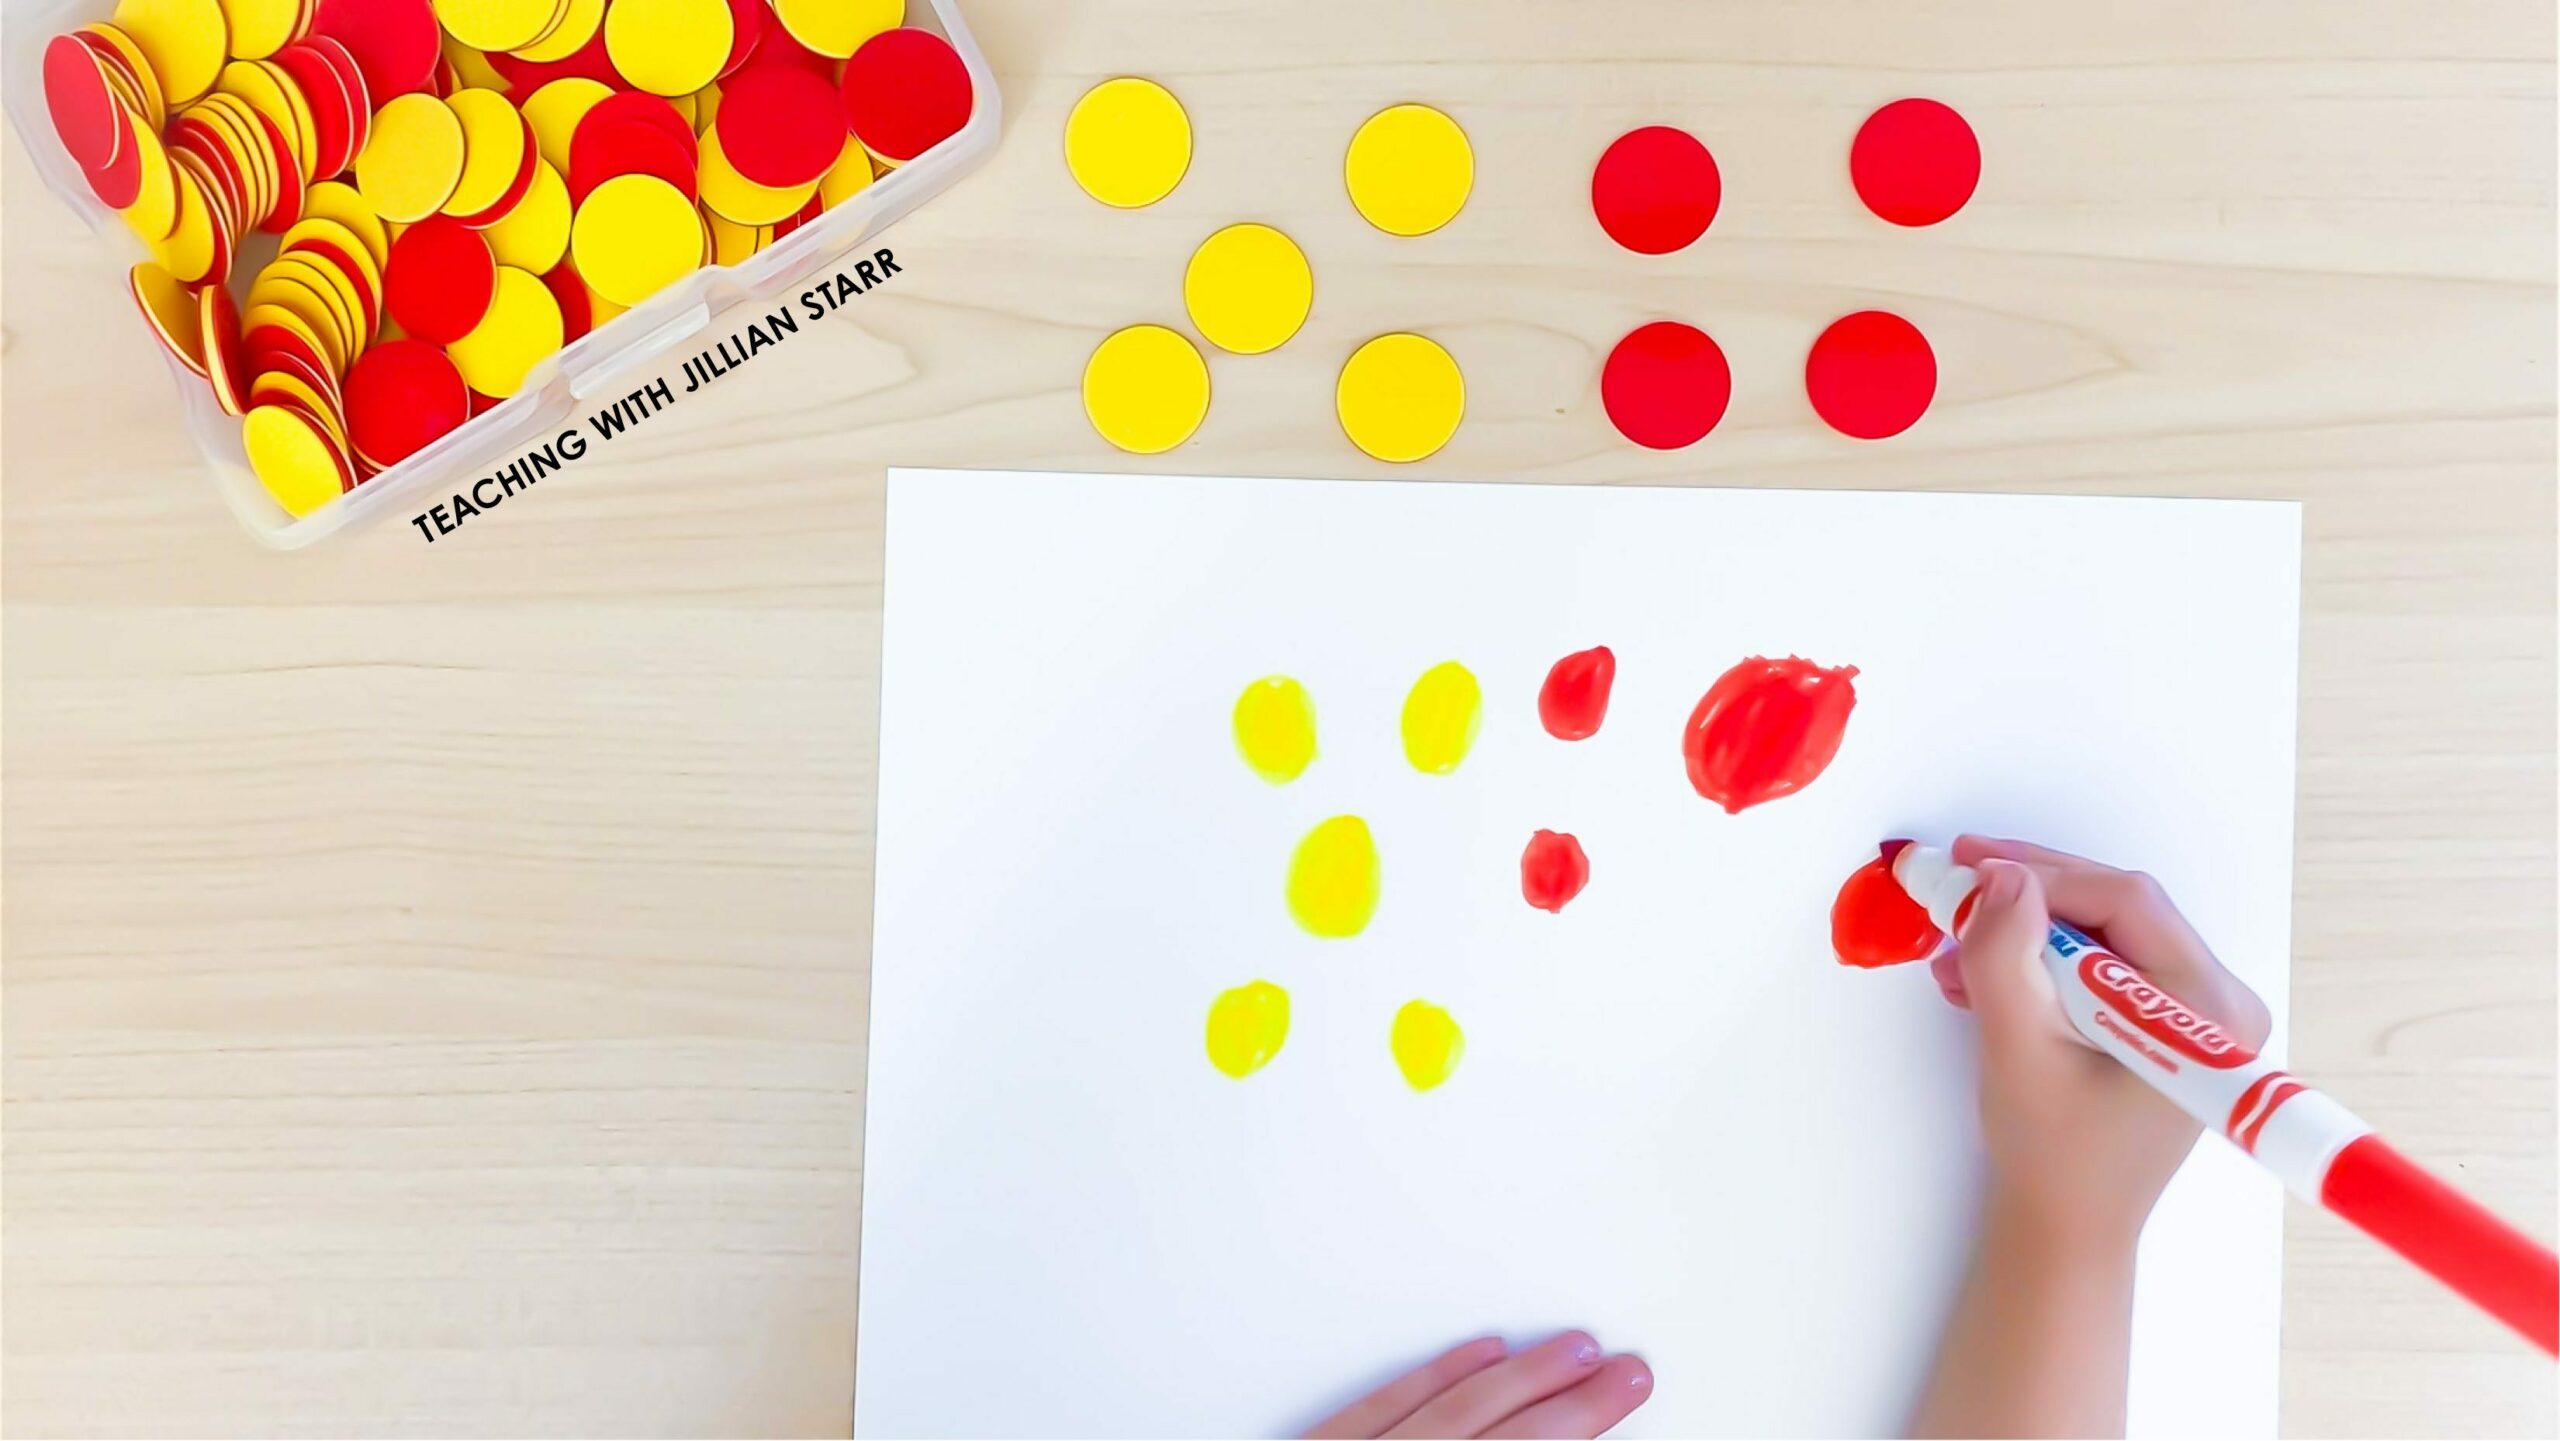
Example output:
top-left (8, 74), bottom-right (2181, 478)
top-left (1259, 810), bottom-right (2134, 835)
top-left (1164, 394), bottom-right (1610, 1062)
top-left (858, 468), bottom-right (2300, 1438)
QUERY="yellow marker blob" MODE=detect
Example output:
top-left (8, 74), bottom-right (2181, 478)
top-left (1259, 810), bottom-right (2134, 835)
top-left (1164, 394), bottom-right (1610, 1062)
top-left (1063, 77), bottom-right (1190, 209)
top-left (1338, 332), bottom-right (1463, 463)
top-left (356, 93), bottom-right (466, 223)
top-left (1390, 1000), bottom-right (1464, 1092)
top-left (1286, 814), bottom-right (1379, 939)
top-left (1082, 324), bottom-right (1209, 455)
top-left (1400, 660), bottom-right (1481, 775)
top-left (1344, 103), bottom-right (1472, 237)
top-left (1184, 223), bottom-right (1312, 355)
top-left (1232, 675), bottom-right (1317, 784)
top-left (1205, 980), bottom-right (1290, 1079)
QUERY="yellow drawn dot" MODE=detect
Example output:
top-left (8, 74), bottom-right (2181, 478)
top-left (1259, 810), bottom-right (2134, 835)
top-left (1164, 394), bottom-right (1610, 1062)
top-left (1083, 324), bottom-right (1209, 454)
top-left (1064, 77), bottom-right (1190, 208)
top-left (1344, 103), bottom-right (1472, 237)
top-left (1185, 223), bottom-right (1312, 355)
top-left (1287, 814), bottom-right (1379, 939)
top-left (1337, 332), bottom-right (1462, 463)
top-left (1205, 980), bottom-right (1290, 1079)
top-left (1232, 675), bottom-right (1317, 784)
top-left (1390, 1000), bottom-right (1464, 1091)
top-left (1400, 660), bottom-right (1481, 775)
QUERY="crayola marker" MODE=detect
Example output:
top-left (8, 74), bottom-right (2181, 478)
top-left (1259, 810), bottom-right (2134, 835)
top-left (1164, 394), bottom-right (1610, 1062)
top-left (1885, 840), bottom-right (2558, 1356)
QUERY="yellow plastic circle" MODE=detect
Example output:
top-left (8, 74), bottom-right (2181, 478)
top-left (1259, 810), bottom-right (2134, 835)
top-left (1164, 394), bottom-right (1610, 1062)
top-left (149, 162), bottom-right (219, 284)
top-left (432, 0), bottom-right (562, 52)
top-left (129, 261), bottom-right (207, 373)
top-left (110, 0), bottom-right (227, 104)
top-left (119, 123), bottom-right (181, 243)
top-left (242, 404), bottom-right (347, 518)
top-left (1337, 332), bottom-right (1462, 462)
top-left (519, 77), bottom-right (612, 172)
top-left (771, 0), bottom-right (902, 59)
top-left (356, 92), bottom-right (466, 223)
top-left (571, 173), bottom-right (701, 306)
top-left (302, 181), bottom-right (390, 268)
top-left (1345, 103), bottom-right (1472, 237)
top-left (446, 265), bottom-right (565, 397)
top-left (1082, 324), bottom-right (1208, 455)
top-left (1062, 77), bottom-right (1188, 209)
top-left (215, 0), bottom-right (300, 60)
top-left (485, 159), bottom-right (571, 272)
top-left (697, 128), bottom-right (817, 226)
top-left (1184, 223), bottom-right (1311, 355)
top-left (818, 135), bottom-right (875, 209)
top-left (604, 0), bottom-right (732, 96)
top-left (445, 37), bottom-right (514, 93)
top-left (513, 0), bottom-right (604, 62)
top-left (704, 208), bottom-right (767, 266)
top-left (443, 87), bottom-right (530, 218)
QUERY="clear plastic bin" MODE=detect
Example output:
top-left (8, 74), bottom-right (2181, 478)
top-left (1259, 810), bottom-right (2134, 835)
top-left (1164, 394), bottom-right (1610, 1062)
top-left (5, 0), bottom-right (1000, 548)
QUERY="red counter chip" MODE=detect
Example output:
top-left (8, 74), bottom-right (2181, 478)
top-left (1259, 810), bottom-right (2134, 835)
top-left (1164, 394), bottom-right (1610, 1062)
top-left (718, 0), bottom-right (768, 78)
top-left (80, 108), bottom-right (146, 207)
top-left (840, 27), bottom-right (971, 165)
top-left (303, 35), bottom-right (376, 172)
top-left (715, 58), bottom-right (840, 187)
top-left (1602, 320), bottom-right (1730, 449)
top-left (46, 34), bottom-right (126, 171)
top-left (291, 234), bottom-right (380, 335)
top-left (1850, 98), bottom-right (1978, 228)
top-left (1805, 310), bottom-right (1935, 440)
top-left (1592, 125), bottom-right (1720, 255)
top-left (273, 41), bottom-right (361, 181)
top-left (345, 338), bottom-right (470, 466)
top-left (200, 283), bottom-right (251, 414)
top-left (487, 26), bottom-right (626, 92)
top-left (254, 109), bottom-right (304, 230)
top-left (751, 22), bottom-right (833, 74)
top-left (386, 216), bottom-right (497, 343)
top-left (542, 262), bottom-right (595, 341)
top-left (569, 94), bottom-right (701, 202)
top-left (313, 0), bottom-right (439, 103)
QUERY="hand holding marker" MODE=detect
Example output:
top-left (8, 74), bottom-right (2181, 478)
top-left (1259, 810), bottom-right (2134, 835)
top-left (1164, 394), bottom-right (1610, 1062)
top-left (1880, 838), bottom-right (2558, 1354)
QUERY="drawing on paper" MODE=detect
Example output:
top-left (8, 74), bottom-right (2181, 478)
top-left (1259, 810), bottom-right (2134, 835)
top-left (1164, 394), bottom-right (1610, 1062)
top-left (1682, 656), bottom-right (1860, 813)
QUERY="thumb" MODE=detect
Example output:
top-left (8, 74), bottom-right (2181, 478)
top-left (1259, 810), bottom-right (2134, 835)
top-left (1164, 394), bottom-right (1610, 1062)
top-left (1954, 859), bottom-right (2063, 1048)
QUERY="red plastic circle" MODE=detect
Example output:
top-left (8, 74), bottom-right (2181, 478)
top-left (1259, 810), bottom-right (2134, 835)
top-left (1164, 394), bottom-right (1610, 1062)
top-left (1602, 321), bottom-right (1731, 449)
top-left (385, 217), bottom-right (497, 345)
top-left (716, 59), bottom-right (843, 187)
top-left (840, 27), bottom-right (972, 164)
top-left (44, 35), bottom-right (124, 171)
top-left (1805, 310), bottom-right (1935, 440)
top-left (312, 0), bottom-right (440, 102)
top-left (345, 339), bottom-right (470, 466)
top-left (1591, 125), bottom-right (1720, 255)
top-left (1850, 98), bottom-right (1979, 227)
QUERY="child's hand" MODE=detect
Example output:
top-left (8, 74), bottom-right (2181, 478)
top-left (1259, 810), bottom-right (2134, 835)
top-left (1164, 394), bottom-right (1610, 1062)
top-left (1304, 1332), bottom-right (1652, 1439)
top-left (1929, 835), bottom-right (2273, 1245)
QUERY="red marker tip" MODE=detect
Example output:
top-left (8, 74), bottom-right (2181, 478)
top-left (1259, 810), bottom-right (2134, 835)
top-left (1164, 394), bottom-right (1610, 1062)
top-left (1878, 838), bottom-right (1914, 863)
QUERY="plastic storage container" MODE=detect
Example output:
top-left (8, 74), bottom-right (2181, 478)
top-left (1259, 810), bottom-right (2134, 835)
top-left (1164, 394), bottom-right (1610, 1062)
top-left (6, 0), bottom-right (1001, 548)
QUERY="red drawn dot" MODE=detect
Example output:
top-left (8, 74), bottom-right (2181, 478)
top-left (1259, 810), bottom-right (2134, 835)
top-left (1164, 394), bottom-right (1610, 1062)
top-left (841, 27), bottom-right (974, 165)
top-left (717, 59), bottom-right (844, 188)
top-left (1538, 646), bottom-right (1616, 741)
top-left (1602, 321), bottom-right (1730, 449)
top-left (385, 217), bottom-right (496, 345)
top-left (1805, 310), bottom-right (1935, 440)
top-left (1850, 98), bottom-right (1979, 228)
top-left (345, 339), bottom-right (469, 468)
top-left (1591, 125), bottom-right (1719, 255)
top-left (1521, 830), bottom-right (1591, 914)
top-left (1830, 854), bottom-right (1943, 968)
top-left (1682, 656), bottom-right (1859, 813)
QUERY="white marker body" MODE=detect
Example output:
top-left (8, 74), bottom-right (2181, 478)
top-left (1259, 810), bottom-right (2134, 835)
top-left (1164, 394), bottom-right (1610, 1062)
top-left (1888, 844), bottom-right (2370, 1201)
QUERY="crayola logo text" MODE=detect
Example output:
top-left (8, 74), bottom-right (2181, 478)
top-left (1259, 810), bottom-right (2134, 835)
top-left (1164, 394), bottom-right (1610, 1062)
top-left (2081, 954), bottom-right (2255, 1069)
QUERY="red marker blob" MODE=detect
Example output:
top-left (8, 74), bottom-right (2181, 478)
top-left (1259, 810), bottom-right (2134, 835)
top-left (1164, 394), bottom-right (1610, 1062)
top-left (1830, 855), bottom-right (1942, 967)
top-left (1805, 310), bottom-right (1935, 440)
top-left (1682, 656), bottom-right (1859, 813)
top-left (1603, 322), bottom-right (1730, 449)
top-left (1521, 830), bottom-right (1590, 913)
top-left (1538, 645), bottom-right (1616, 740)
top-left (1591, 125), bottom-right (1720, 254)
top-left (1851, 98), bottom-right (1979, 228)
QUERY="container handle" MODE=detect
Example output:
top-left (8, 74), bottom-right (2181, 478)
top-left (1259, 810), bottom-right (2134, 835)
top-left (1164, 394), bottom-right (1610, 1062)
top-left (566, 303), bottom-right (712, 402)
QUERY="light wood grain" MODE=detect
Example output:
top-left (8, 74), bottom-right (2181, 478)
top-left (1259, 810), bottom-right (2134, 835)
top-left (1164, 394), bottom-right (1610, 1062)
top-left (4, 1), bottom-right (2553, 1434)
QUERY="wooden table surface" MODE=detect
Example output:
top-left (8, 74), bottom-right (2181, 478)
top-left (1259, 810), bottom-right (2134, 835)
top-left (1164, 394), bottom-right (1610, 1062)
top-left (4, 1), bottom-right (2553, 1435)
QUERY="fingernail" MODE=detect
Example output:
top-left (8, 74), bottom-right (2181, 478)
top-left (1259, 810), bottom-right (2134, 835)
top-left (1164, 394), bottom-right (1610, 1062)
top-left (1628, 1365), bottom-right (1653, 1390)
top-left (1571, 1336), bottom-right (1600, 1366)
top-left (1980, 859), bottom-right (2023, 907)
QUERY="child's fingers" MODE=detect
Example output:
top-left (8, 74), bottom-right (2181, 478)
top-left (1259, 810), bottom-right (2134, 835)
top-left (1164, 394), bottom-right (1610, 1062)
top-left (1951, 860), bottom-right (2064, 1048)
top-left (1479, 1356), bottom-right (1654, 1439)
top-left (1930, 949), bottom-right (1970, 1010)
top-left (1384, 1331), bottom-right (1603, 1439)
top-left (1953, 835), bottom-right (2271, 1048)
top-left (1305, 1336), bottom-right (1507, 1439)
